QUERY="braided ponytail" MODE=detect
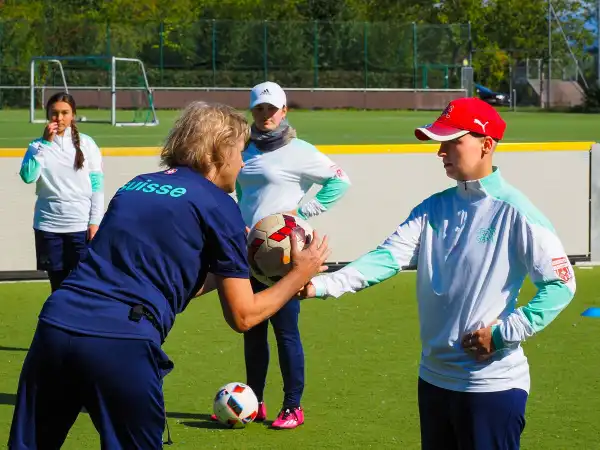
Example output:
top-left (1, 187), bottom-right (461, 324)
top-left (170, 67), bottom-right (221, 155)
top-left (71, 119), bottom-right (85, 170)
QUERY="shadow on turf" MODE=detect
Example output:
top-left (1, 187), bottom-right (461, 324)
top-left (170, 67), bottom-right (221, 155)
top-left (0, 393), bottom-right (16, 406)
top-left (0, 346), bottom-right (28, 352)
top-left (0, 395), bottom-right (212, 425)
top-left (165, 412), bottom-right (211, 421)
top-left (0, 394), bottom-right (243, 432)
top-left (180, 416), bottom-right (279, 430)
top-left (178, 414), bottom-right (231, 430)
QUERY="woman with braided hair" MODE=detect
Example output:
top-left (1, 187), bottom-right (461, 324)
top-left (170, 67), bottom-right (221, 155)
top-left (20, 92), bottom-right (105, 292)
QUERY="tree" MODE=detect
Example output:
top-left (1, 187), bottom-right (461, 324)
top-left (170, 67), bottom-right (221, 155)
top-left (0, 0), bottom-right (595, 92)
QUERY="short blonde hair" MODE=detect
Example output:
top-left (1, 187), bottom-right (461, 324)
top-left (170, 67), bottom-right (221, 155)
top-left (160, 101), bottom-right (250, 175)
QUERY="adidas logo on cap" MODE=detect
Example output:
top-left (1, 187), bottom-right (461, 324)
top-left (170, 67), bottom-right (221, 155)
top-left (250, 81), bottom-right (286, 109)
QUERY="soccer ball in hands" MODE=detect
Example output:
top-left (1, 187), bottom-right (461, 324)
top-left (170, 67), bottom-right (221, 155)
top-left (213, 382), bottom-right (259, 428)
top-left (247, 213), bottom-right (314, 286)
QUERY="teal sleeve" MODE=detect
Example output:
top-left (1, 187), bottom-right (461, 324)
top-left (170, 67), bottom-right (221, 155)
top-left (296, 208), bottom-right (308, 220)
top-left (297, 177), bottom-right (351, 219)
top-left (20, 139), bottom-right (52, 184)
top-left (491, 325), bottom-right (505, 351)
top-left (20, 156), bottom-right (41, 184)
top-left (346, 248), bottom-right (401, 285)
top-left (90, 171), bottom-right (104, 192)
top-left (492, 280), bottom-right (574, 351)
top-left (520, 280), bottom-right (574, 332)
top-left (235, 181), bottom-right (243, 203)
top-left (89, 171), bottom-right (105, 225)
top-left (312, 248), bottom-right (401, 298)
top-left (314, 177), bottom-right (350, 209)
top-left (310, 205), bottom-right (424, 299)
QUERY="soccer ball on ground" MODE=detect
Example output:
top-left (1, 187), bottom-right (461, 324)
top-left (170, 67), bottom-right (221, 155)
top-left (247, 213), bottom-right (314, 286)
top-left (212, 382), bottom-right (259, 428)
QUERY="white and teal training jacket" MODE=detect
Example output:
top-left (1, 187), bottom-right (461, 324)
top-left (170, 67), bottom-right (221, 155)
top-left (311, 167), bottom-right (576, 394)
top-left (20, 127), bottom-right (105, 233)
top-left (236, 138), bottom-right (351, 228)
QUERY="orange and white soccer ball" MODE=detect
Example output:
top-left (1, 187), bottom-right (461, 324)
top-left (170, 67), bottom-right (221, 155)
top-left (213, 382), bottom-right (259, 428)
top-left (247, 213), bottom-right (314, 286)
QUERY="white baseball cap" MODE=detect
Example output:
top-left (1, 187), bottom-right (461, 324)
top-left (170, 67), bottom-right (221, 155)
top-left (249, 81), bottom-right (287, 109)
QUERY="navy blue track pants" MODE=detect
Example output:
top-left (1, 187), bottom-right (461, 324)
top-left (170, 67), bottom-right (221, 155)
top-left (9, 321), bottom-right (172, 449)
top-left (418, 377), bottom-right (528, 450)
top-left (244, 278), bottom-right (304, 408)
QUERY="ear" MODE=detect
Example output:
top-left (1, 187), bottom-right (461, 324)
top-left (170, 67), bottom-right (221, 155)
top-left (282, 105), bottom-right (288, 115)
top-left (482, 136), bottom-right (494, 155)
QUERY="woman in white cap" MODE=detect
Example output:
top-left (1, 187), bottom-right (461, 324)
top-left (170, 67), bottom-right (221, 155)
top-left (231, 81), bottom-right (351, 429)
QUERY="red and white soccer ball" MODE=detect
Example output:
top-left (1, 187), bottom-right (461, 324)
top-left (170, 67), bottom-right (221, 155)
top-left (213, 382), bottom-right (259, 428)
top-left (247, 213), bottom-right (314, 286)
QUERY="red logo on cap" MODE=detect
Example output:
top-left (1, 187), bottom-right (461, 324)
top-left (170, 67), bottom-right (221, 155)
top-left (442, 104), bottom-right (454, 119)
top-left (415, 97), bottom-right (507, 141)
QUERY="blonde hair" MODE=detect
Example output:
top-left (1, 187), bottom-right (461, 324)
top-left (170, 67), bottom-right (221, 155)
top-left (160, 101), bottom-right (250, 175)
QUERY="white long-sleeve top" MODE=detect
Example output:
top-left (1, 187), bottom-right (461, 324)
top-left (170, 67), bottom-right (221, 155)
top-left (236, 138), bottom-right (351, 228)
top-left (20, 127), bottom-right (105, 233)
top-left (311, 167), bottom-right (576, 394)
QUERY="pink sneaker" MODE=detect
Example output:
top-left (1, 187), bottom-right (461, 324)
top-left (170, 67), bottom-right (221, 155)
top-left (211, 402), bottom-right (267, 422)
top-left (271, 406), bottom-right (304, 429)
top-left (255, 402), bottom-right (267, 422)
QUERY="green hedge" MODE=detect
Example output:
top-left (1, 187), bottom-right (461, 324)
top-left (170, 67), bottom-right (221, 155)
top-left (0, 66), bottom-right (459, 109)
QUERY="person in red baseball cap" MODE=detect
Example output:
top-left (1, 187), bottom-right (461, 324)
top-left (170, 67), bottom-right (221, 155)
top-left (415, 97), bottom-right (507, 182)
top-left (301, 96), bottom-right (575, 450)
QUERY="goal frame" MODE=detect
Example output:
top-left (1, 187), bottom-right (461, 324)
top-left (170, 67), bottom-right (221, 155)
top-left (29, 55), bottom-right (159, 127)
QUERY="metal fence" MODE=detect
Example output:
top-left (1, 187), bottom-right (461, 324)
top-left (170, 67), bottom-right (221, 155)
top-left (0, 19), bottom-right (472, 107)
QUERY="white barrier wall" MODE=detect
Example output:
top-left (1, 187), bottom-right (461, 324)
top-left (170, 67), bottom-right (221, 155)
top-left (0, 142), bottom-right (594, 273)
top-left (591, 144), bottom-right (600, 262)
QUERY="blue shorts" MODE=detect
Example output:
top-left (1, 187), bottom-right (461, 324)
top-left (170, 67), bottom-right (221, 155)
top-left (418, 378), bottom-right (528, 450)
top-left (9, 321), bottom-right (174, 449)
top-left (34, 229), bottom-right (88, 272)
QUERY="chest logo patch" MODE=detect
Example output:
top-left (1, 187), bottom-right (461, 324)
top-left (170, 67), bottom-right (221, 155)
top-left (476, 227), bottom-right (496, 244)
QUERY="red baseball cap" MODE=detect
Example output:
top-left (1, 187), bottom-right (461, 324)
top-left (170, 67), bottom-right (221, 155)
top-left (415, 97), bottom-right (507, 142)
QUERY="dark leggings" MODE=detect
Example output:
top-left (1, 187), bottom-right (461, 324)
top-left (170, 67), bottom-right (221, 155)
top-left (244, 278), bottom-right (304, 408)
top-left (48, 270), bottom-right (71, 293)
